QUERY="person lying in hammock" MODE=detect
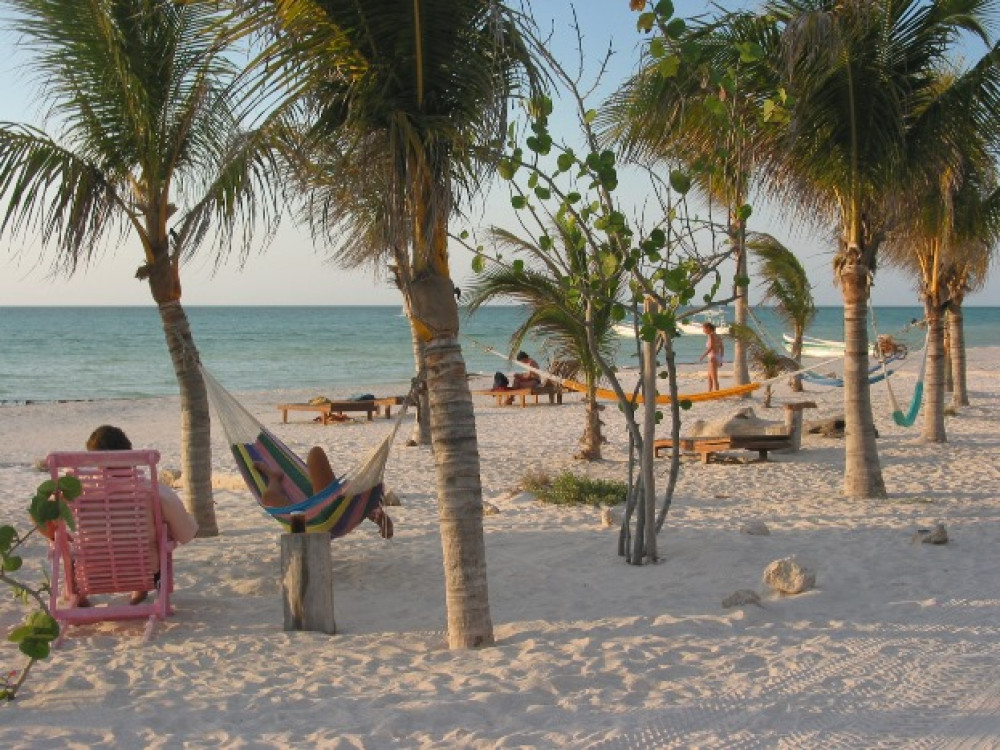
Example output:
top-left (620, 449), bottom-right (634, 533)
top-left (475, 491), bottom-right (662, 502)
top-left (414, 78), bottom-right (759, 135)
top-left (253, 447), bottom-right (394, 538)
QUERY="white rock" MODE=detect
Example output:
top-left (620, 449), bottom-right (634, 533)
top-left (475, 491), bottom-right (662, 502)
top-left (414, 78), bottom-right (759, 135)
top-left (912, 522), bottom-right (948, 545)
top-left (763, 556), bottom-right (816, 594)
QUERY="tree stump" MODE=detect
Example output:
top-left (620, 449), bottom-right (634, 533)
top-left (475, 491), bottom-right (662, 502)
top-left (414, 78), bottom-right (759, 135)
top-left (280, 524), bottom-right (336, 634)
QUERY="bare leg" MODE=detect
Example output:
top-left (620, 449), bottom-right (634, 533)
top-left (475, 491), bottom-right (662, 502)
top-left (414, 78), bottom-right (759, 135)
top-left (306, 446), bottom-right (336, 493)
top-left (254, 461), bottom-right (289, 508)
top-left (707, 359), bottom-right (720, 391)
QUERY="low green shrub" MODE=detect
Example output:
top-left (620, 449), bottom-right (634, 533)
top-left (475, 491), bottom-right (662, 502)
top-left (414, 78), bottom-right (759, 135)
top-left (521, 470), bottom-right (626, 507)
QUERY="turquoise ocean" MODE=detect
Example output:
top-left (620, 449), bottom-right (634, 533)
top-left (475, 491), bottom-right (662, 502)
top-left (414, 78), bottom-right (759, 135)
top-left (2, 305), bottom-right (998, 403)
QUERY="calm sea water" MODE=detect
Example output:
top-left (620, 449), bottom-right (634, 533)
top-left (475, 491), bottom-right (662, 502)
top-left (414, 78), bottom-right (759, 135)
top-left (1, 305), bottom-right (998, 403)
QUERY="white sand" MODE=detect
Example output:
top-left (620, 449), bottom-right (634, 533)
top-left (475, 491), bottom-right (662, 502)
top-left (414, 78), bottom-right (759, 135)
top-left (2, 349), bottom-right (999, 747)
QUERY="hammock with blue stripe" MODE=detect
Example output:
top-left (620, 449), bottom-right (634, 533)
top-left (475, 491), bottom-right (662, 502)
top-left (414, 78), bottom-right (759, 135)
top-left (201, 365), bottom-right (400, 536)
top-left (800, 356), bottom-right (900, 388)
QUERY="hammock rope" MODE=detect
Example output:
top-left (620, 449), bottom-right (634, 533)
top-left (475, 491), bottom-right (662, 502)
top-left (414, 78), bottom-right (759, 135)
top-left (200, 364), bottom-right (416, 536)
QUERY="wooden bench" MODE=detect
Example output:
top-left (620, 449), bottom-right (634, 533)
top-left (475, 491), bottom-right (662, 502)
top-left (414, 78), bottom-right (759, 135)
top-left (278, 397), bottom-right (405, 424)
top-left (475, 384), bottom-right (564, 408)
top-left (653, 433), bottom-right (793, 463)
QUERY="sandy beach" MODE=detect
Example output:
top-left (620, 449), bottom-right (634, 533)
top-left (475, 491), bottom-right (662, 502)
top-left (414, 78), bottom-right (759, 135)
top-left (1, 348), bottom-right (998, 748)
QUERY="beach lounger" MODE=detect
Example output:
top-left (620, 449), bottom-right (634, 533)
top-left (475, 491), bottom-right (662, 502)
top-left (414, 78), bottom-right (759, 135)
top-left (278, 397), bottom-right (405, 423)
top-left (46, 450), bottom-right (176, 644)
top-left (475, 383), bottom-right (565, 408)
top-left (653, 434), bottom-right (793, 463)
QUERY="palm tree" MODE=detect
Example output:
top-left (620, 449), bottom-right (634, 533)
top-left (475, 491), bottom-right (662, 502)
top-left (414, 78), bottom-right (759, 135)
top-left (761, 0), bottom-right (998, 497)
top-left (464, 219), bottom-right (627, 460)
top-left (0, 0), bottom-right (282, 535)
top-left (746, 232), bottom-right (816, 392)
top-left (600, 11), bottom-right (782, 391)
top-left (249, 0), bottom-right (538, 648)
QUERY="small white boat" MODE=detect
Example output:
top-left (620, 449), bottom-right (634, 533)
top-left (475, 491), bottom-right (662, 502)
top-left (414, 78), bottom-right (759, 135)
top-left (784, 333), bottom-right (846, 358)
top-left (614, 309), bottom-right (730, 338)
top-left (677, 310), bottom-right (730, 336)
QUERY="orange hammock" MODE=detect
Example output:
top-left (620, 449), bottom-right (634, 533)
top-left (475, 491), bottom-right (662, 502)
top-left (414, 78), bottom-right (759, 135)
top-left (558, 377), bottom-right (761, 404)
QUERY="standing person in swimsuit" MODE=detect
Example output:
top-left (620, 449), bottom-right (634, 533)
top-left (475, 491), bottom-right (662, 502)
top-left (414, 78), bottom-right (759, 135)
top-left (699, 322), bottom-right (724, 392)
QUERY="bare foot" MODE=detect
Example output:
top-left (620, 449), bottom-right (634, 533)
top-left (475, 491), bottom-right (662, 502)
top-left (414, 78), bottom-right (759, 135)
top-left (130, 591), bottom-right (149, 605)
top-left (253, 462), bottom-right (291, 508)
top-left (368, 508), bottom-right (394, 539)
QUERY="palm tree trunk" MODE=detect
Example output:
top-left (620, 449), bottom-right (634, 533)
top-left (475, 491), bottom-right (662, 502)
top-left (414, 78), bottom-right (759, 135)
top-left (408, 324), bottom-right (432, 446)
top-left (156, 299), bottom-right (218, 536)
top-left (423, 335), bottom-right (493, 649)
top-left (943, 313), bottom-right (953, 394)
top-left (921, 299), bottom-right (947, 442)
top-left (948, 301), bottom-right (969, 407)
top-left (790, 326), bottom-right (804, 392)
top-left (840, 263), bottom-right (886, 498)
top-left (579, 380), bottom-right (603, 460)
top-left (638, 298), bottom-right (658, 563)
top-left (731, 222), bottom-right (750, 388)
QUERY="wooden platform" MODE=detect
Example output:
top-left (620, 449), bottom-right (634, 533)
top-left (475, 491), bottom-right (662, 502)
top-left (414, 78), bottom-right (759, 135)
top-left (278, 396), bottom-right (406, 424)
top-left (474, 384), bottom-right (564, 408)
top-left (653, 434), bottom-right (793, 463)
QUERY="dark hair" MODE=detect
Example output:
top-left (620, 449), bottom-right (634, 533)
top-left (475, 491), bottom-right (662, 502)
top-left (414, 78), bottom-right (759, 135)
top-left (86, 425), bottom-right (132, 451)
top-left (702, 322), bottom-right (716, 333)
top-left (516, 351), bottom-right (529, 361)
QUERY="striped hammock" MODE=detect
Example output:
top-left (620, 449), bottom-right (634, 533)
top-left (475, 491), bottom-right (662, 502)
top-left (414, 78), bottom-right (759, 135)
top-left (200, 365), bottom-right (401, 536)
top-left (800, 356), bottom-right (901, 388)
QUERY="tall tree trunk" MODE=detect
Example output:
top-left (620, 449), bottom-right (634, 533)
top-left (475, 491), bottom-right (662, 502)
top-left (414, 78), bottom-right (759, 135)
top-left (156, 299), bottom-right (218, 536)
top-left (731, 218), bottom-right (750, 388)
top-left (943, 313), bottom-right (953, 394)
top-left (637, 297), bottom-right (658, 563)
top-left (579, 380), bottom-right (603, 460)
top-left (423, 335), bottom-right (493, 648)
top-left (948, 301), bottom-right (969, 407)
top-left (790, 325), bottom-right (804, 392)
top-left (407, 325), bottom-right (432, 446)
top-left (921, 298), bottom-right (947, 443)
top-left (840, 263), bottom-right (886, 498)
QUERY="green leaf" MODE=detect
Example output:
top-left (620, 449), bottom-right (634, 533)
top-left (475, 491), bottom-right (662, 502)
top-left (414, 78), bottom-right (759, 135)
top-left (0, 525), bottom-right (15, 551)
top-left (534, 186), bottom-right (551, 200)
top-left (471, 255), bottom-right (486, 274)
top-left (539, 235), bottom-right (553, 251)
top-left (556, 152), bottom-right (574, 172)
top-left (37, 479), bottom-right (56, 496)
top-left (655, 0), bottom-right (674, 18)
top-left (669, 170), bottom-right (691, 194)
top-left (19, 639), bottom-right (50, 660)
top-left (657, 54), bottom-right (681, 78)
top-left (649, 38), bottom-right (665, 59)
top-left (636, 12), bottom-right (656, 33)
top-left (704, 97), bottom-right (727, 119)
top-left (736, 42), bottom-right (764, 63)
top-left (26, 612), bottom-right (59, 638)
top-left (511, 196), bottom-right (527, 210)
top-left (512, 259), bottom-right (525, 273)
top-left (583, 109), bottom-right (597, 124)
top-left (497, 160), bottom-right (516, 180)
top-left (3, 555), bottom-right (23, 572)
top-left (735, 204), bottom-right (753, 222)
top-left (679, 399), bottom-right (693, 410)
top-left (665, 18), bottom-right (686, 39)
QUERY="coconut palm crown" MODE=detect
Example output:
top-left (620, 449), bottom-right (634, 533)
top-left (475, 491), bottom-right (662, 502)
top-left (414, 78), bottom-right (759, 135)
top-left (0, 0), bottom-right (284, 534)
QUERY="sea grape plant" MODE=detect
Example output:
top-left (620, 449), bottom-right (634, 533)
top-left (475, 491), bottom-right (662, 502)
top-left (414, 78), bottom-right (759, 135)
top-left (1, 474), bottom-right (81, 701)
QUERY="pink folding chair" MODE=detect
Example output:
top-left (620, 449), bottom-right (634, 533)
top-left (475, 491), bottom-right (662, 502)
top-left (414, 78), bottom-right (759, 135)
top-left (47, 450), bottom-right (175, 644)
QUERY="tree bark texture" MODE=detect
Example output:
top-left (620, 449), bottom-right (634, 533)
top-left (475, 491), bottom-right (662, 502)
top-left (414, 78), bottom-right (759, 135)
top-left (638, 299), bottom-right (658, 563)
top-left (921, 299), bottom-right (947, 443)
top-left (579, 381), bottom-right (603, 460)
top-left (424, 336), bottom-right (494, 649)
top-left (731, 231), bottom-right (751, 389)
top-left (839, 264), bottom-right (887, 498)
top-left (948, 304), bottom-right (969, 407)
top-left (156, 299), bottom-right (218, 536)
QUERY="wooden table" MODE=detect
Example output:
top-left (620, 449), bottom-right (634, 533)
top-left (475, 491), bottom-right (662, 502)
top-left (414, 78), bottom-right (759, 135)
top-left (278, 396), bottom-right (406, 424)
top-left (654, 434), bottom-right (793, 463)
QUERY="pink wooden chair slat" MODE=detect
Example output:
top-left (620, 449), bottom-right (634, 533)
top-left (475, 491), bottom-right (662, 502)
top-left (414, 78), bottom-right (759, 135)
top-left (46, 450), bottom-right (176, 643)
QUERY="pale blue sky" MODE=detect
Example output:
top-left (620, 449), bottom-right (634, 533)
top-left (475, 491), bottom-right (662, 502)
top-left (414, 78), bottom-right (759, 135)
top-left (0, 1), bottom-right (996, 308)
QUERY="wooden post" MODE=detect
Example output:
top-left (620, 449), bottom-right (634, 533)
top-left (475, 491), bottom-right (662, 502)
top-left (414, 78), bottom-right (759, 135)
top-left (782, 401), bottom-right (817, 452)
top-left (280, 514), bottom-right (336, 634)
